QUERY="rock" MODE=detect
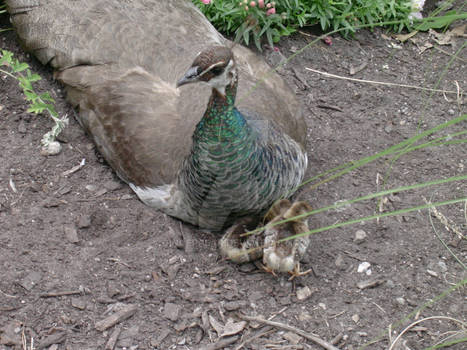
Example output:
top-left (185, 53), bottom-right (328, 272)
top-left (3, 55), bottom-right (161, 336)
top-left (104, 180), bottom-right (122, 191)
top-left (64, 224), bottom-right (79, 243)
top-left (357, 262), bottom-right (371, 273)
top-left (77, 214), bottom-right (92, 228)
top-left (85, 184), bottom-right (97, 192)
top-left (438, 261), bottom-right (448, 273)
top-left (18, 120), bottom-right (27, 134)
top-left (354, 229), bottom-right (367, 243)
top-left (71, 297), bottom-right (86, 310)
top-left (117, 325), bottom-right (139, 348)
top-left (351, 314), bottom-right (360, 323)
top-left (164, 302), bottom-right (181, 322)
top-left (0, 321), bottom-right (22, 346)
top-left (396, 297), bottom-right (405, 305)
top-left (427, 269), bottom-right (438, 277)
top-left (19, 271), bottom-right (42, 291)
top-left (335, 254), bottom-right (346, 270)
top-left (296, 286), bottom-right (313, 301)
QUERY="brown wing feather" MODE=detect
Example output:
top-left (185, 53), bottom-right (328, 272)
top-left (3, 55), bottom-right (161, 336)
top-left (6, 0), bottom-right (306, 187)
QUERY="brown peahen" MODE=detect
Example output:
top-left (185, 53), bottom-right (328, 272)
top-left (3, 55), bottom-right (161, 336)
top-left (6, 0), bottom-right (308, 230)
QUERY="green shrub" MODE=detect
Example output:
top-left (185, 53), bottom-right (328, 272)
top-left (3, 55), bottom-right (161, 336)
top-left (192, 0), bottom-right (427, 49)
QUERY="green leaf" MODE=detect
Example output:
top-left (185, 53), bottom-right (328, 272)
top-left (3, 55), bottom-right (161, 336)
top-left (39, 91), bottom-right (55, 103)
top-left (414, 12), bottom-right (467, 31)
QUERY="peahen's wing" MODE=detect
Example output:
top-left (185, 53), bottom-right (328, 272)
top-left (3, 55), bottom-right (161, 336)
top-left (6, 0), bottom-right (306, 186)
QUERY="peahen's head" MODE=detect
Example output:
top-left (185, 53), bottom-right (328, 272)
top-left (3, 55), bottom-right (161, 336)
top-left (177, 46), bottom-right (236, 96)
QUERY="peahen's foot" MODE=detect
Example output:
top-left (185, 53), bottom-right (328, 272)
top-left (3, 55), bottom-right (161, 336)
top-left (288, 262), bottom-right (313, 281)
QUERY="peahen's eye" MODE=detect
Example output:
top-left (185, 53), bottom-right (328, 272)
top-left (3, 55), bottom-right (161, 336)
top-left (211, 67), bottom-right (224, 75)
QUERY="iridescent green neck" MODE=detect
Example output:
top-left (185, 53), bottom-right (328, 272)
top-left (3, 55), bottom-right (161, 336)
top-left (194, 78), bottom-right (249, 143)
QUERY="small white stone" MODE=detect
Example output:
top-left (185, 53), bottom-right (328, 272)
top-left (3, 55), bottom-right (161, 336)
top-left (352, 314), bottom-right (360, 323)
top-left (296, 286), bottom-right (313, 301)
top-left (41, 141), bottom-right (62, 156)
top-left (318, 302), bottom-right (326, 310)
top-left (427, 269), bottom-right (438, 277)
top-left (438, 261), bottom-right (448, 273)
top-left (357, 262), bottom-right (371, 273)
top-left (354, 229), bottom-right (367, 243)
top-left (396, 297), bottom-right (405, 305)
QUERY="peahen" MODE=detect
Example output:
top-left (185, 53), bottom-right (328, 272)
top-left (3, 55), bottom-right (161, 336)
top-left (5, 0), bottom-right (308, 231)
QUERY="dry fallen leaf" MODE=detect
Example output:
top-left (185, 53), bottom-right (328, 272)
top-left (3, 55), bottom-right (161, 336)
top-left (208, 314), bottom-right (247, 338)
top-left (394, 31), bottom-right (418, 42)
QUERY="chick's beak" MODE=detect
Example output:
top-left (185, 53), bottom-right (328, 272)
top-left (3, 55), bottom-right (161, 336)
top-left (176, 66), bottom-right (199, 88)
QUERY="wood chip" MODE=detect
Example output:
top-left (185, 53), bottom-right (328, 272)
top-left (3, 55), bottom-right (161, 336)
top-left (37, 332), bottom-right (66, 350)
top-left (95, 304), bottom-right (137, 331)
top-left (356, 279), bottom-right (385, 290)
top-left (349, 61), bottom-right (368, 75)
top-left (104, 327), bottom-right (121, 350)
top-left (196, 336), bottom-right (239, 350)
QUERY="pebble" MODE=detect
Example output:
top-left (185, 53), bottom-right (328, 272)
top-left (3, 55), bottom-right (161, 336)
top-left (104, 180), bottom-right (122, 191)
top-left (427, 269), bottom-right (438, 277)
top-left (77, 214), bottom-right (92, 228)
top-left (71, 297), bottom-right (86, 310)
top-left (448, 109), bottom-right (455, 115)
top-left (438, 261), bottom-right (448, 273)
top-left (296, 286), bottom-right (313, 301)
top-left (357, 262), bottom-right (371, 273)
top-left (18, 120), bottom-right (27, 134)
top-left (396, 297), bottom-right (405, 305)
top-left (354, 229), bottom-right (367, 243)
top-left (164, 302), bottom-right (181, 322)
top-left (64, 224), bottom-right (79, 243)
top-left (335, 254), bottom-right (346, 270)
top-left (386, 280), bottom-right (395, 288)
top-left (19, 271), bottom-right (42, 291)
top-left (85, 184), bottom-right (97, 192)
top-left (351, 314), bottom-right (360, 323)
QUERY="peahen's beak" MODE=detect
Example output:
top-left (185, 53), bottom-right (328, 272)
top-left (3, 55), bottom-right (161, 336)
top-left (176, 66), bottom-right (200, 88)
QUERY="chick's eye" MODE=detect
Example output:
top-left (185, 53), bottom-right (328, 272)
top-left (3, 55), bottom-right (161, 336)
top-left (211, 67), bottom-right (224, 75)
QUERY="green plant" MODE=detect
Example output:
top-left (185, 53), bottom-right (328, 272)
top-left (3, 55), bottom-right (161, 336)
top-left (193, 0), bottom-right (465, 48)
top-left (0, 50), bottom-right (68, 155)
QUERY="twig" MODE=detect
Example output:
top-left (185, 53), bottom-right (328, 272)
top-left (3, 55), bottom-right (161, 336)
top-left (198, 335), bottom-right (239, 350)
top-left (0, 288), bottom-right (18, 298)
top-left (105, 327), bottom-right (121, 350)
top-left (330, 333), bottom-right (343, 345)
top-left (388, 316), bottom-right (467, 350)
top-left (317, 104), bottom-right (343, 112)
top-left (95, 304), bottom-right (137, 331)
top-left (235, 327), bottom-right (274, 350)
top-left (40, 290), bottom-right (83, 298)
top-left (62, 158), bottom-right (86, 177)
top-left (305, 67), bottom-right (460, 94)
top-left (238, 314), bottom-right (341, 350)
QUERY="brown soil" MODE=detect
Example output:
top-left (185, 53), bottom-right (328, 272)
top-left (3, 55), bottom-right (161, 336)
top-left (1, 8), bottom-right (466, 350)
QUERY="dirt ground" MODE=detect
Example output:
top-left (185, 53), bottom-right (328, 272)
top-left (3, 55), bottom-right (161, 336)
top-left (1, 6), bottom-right (466, 350)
